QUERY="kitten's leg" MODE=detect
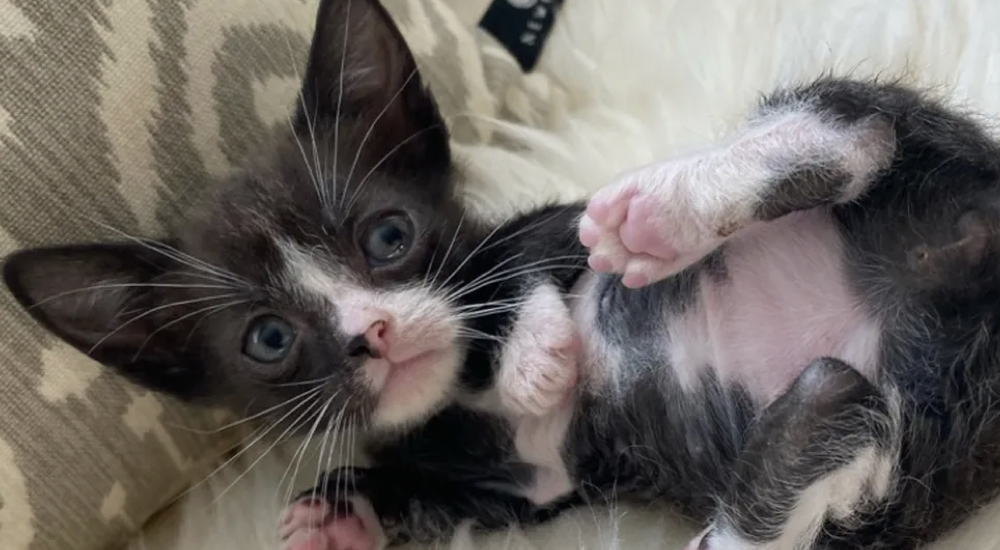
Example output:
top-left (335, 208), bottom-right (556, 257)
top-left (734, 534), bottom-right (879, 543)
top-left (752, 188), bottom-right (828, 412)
top-left (580, 79), bottom-right (898, 288)
top-left (688, 358), bottom-right (900, 550)
top-left (279, 466), bottom-right (566, 550)
top-left (497, 281), bottom-right (581, 417)
top-left (459, 204), bottom-right (588, 417)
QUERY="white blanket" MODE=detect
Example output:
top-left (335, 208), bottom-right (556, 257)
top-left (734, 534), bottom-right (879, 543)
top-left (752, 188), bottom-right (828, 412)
top-left (133, 0), bottom-right (1000, 548)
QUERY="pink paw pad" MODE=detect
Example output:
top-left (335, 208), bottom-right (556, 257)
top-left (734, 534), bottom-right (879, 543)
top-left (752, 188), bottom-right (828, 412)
top-left (617, 194), bottom-right (679, 260)
top-left (579, 160), bottom-right (727, 288)
top-left (280, 499), bottom-right (375, 550)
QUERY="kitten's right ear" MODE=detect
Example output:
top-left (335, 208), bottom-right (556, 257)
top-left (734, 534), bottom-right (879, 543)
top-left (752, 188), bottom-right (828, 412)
top-left (297, 0), bottom-right (450, 171)
top-left (3, 243), bottom-right (209, 399)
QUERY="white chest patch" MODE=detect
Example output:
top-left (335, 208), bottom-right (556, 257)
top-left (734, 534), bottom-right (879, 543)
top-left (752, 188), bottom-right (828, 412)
top-left (573, 211), bottom-right (882, 405)
top-left (512, 404), bottom-right (576, 505)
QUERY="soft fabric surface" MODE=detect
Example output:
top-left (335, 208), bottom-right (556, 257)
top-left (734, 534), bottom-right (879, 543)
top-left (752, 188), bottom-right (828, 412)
top-left (1, 1), bottom-right (516, 548)
top-left (129, 0), bottom-right (1000, 549)
top-left (0, 1), bottom-right (310, 547)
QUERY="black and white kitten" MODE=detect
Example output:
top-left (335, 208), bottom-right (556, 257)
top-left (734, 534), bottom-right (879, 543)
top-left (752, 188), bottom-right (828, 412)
top-left (3, 0), bottom-right (583, 430)
top-left (7, 1), bottom-right (1000, 550)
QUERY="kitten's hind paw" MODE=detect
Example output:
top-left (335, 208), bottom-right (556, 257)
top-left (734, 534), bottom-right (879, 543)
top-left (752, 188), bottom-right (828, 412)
top-left (280, 497), bottom-right (384, 550)
top-left (579, 157), bottom-right (730, 288)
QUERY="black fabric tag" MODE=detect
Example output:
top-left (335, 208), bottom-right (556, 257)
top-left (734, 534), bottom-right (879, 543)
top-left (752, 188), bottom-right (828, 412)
top-left (479, 0), bottom-right (565, 72)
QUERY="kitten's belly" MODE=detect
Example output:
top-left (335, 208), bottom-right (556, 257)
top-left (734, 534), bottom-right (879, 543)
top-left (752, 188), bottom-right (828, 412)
top-left (576, 209), bottom-right (882, 403)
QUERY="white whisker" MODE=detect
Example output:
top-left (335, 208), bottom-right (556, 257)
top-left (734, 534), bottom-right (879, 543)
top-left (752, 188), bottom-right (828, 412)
top-left (441, 252), bottom-right (525, 299)
top-left (435, 222), bottom-right (511, 291)
top-left (342, 67), bottom-right (419, 204)
top-left (344, 125), bottom-right (443, 213)
top-left (426, 213), bottom-right (467, 290)
top-left (29, 282), bottom-right (235, 309)
top-left (310, 398), bottom-right (338, 504)
top-left (133, 298), bottom-right (248, 360)
top-left (209, 394), bottom-right (327, 507)
top-left (88, 293), bottom-right (243, 354)
top-left (169, 386), bottom-right (324, 435)
top-left (288, 108), bottom-right (327, 209)
top-left (91, 220), bottom-right (251, 289)
top-left (332, 0), bottom-right (353, 211)
top-left (171, 390), bottom-right (324, 507)
top-left (449, 257), bottom-right (587, 301)
top-left (279, 391), bottom-right (338, 507)
top-left (346, 414), bottom-right (358, 495)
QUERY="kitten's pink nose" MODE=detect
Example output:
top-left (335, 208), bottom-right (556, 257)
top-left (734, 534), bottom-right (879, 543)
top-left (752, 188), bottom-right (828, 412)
top-left (347, 319), bottom-right (392, 359)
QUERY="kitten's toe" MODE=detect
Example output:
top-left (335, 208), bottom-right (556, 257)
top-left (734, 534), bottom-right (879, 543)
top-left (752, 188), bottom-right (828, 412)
top-left (579, 216), bottom-right (630, 274)
top-left (621, 254), bottom-right (678, 289)
top-left (585, 182), bottom-right (633, 229)
top-left (579, 192), bottom-right (634, 275)
top-left (280, 498), bottom-right (383, 550)
top-left (280, 498), bottom-right (327, 541)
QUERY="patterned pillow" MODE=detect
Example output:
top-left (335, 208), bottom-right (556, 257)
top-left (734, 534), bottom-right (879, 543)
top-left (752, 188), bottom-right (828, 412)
top-left (0, 0), bottom-right (572, 548)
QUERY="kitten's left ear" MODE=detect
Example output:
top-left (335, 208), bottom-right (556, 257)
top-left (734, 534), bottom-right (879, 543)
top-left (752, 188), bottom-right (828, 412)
top-left (298, 0), bottom-right (450, 172)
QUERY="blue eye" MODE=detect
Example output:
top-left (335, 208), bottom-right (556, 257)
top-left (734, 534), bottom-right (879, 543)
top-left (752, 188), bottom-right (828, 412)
top-left (362, 213), bottom-right (414, 265)
top-left (243, 316), bottom-right (296, 363)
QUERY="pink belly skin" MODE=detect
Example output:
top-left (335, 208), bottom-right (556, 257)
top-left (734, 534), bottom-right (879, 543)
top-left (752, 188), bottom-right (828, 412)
top-left (581, 209), bottom-right (883, 404)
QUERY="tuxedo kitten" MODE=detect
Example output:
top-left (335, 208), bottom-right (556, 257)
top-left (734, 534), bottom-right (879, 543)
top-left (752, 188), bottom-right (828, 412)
top-left (282, 74), bottom-right (1000, 550)
top-left (3, 0), bottom-right (582, 448)
top-left (8, 2), bottom-right (1000, 550)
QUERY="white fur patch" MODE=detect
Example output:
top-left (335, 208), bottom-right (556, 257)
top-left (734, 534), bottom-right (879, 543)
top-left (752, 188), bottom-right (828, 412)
top-left (578, 210), bottom-right (883, 405)
top-left (700, 446), bottom-right (897, 550)
top-left (512, 405), bottom-right (576, 505)
top-left (663, 303), bottom-right (712, 393)
top-left (279, 240), bottom-right (464, 428)
top-left (661, 210), bottom-right (882, 403)
top-left (710, 107), bottom-right (889, 215)
top-left (731, 106), bottom-right (895, 205)
top-left (497, 283), bottom-right (579, 417)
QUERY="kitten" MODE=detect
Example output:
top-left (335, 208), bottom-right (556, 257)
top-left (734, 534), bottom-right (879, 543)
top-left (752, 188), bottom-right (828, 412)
top-left (271, 15), bottom-right (1000, 550)
top-left (282, 61), bottom-right (1000, 550)
top-left (8, 2), bottom-right (1000, 550)
top-left (3, 0), bottom-right (583, 487)
top-left (290, 74), bottom-right (1000, 550)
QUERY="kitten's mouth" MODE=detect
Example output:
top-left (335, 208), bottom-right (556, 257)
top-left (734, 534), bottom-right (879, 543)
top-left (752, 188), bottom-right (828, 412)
top-left (367, 348), bottom-right (447, 396)
top-left (360, 320), bottom-right (461, 429)
top-left (387, 349), bottom-right (440, 375)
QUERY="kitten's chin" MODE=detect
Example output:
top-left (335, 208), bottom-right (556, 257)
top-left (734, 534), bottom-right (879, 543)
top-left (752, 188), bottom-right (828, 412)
top-left (367, 346), bottom-right (463, 429)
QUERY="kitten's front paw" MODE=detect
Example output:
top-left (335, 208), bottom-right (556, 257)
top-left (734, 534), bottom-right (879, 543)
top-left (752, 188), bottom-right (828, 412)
top-left (579, 157), bottom-right (732, 288)
top-left (499, 285), bottom-right (580, 417)
top-left (280, 497), bottom-right (385, 550)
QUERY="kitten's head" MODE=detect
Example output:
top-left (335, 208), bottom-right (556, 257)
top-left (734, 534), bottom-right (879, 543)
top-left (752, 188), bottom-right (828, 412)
top-left (4, 0), bottom-right (482, 431)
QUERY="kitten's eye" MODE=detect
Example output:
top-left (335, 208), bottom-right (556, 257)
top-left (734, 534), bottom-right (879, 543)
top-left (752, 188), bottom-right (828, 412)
top-left (362, 213), bottom-right (414, 265)
top-left (243, 315), bottom-right (296, 363)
